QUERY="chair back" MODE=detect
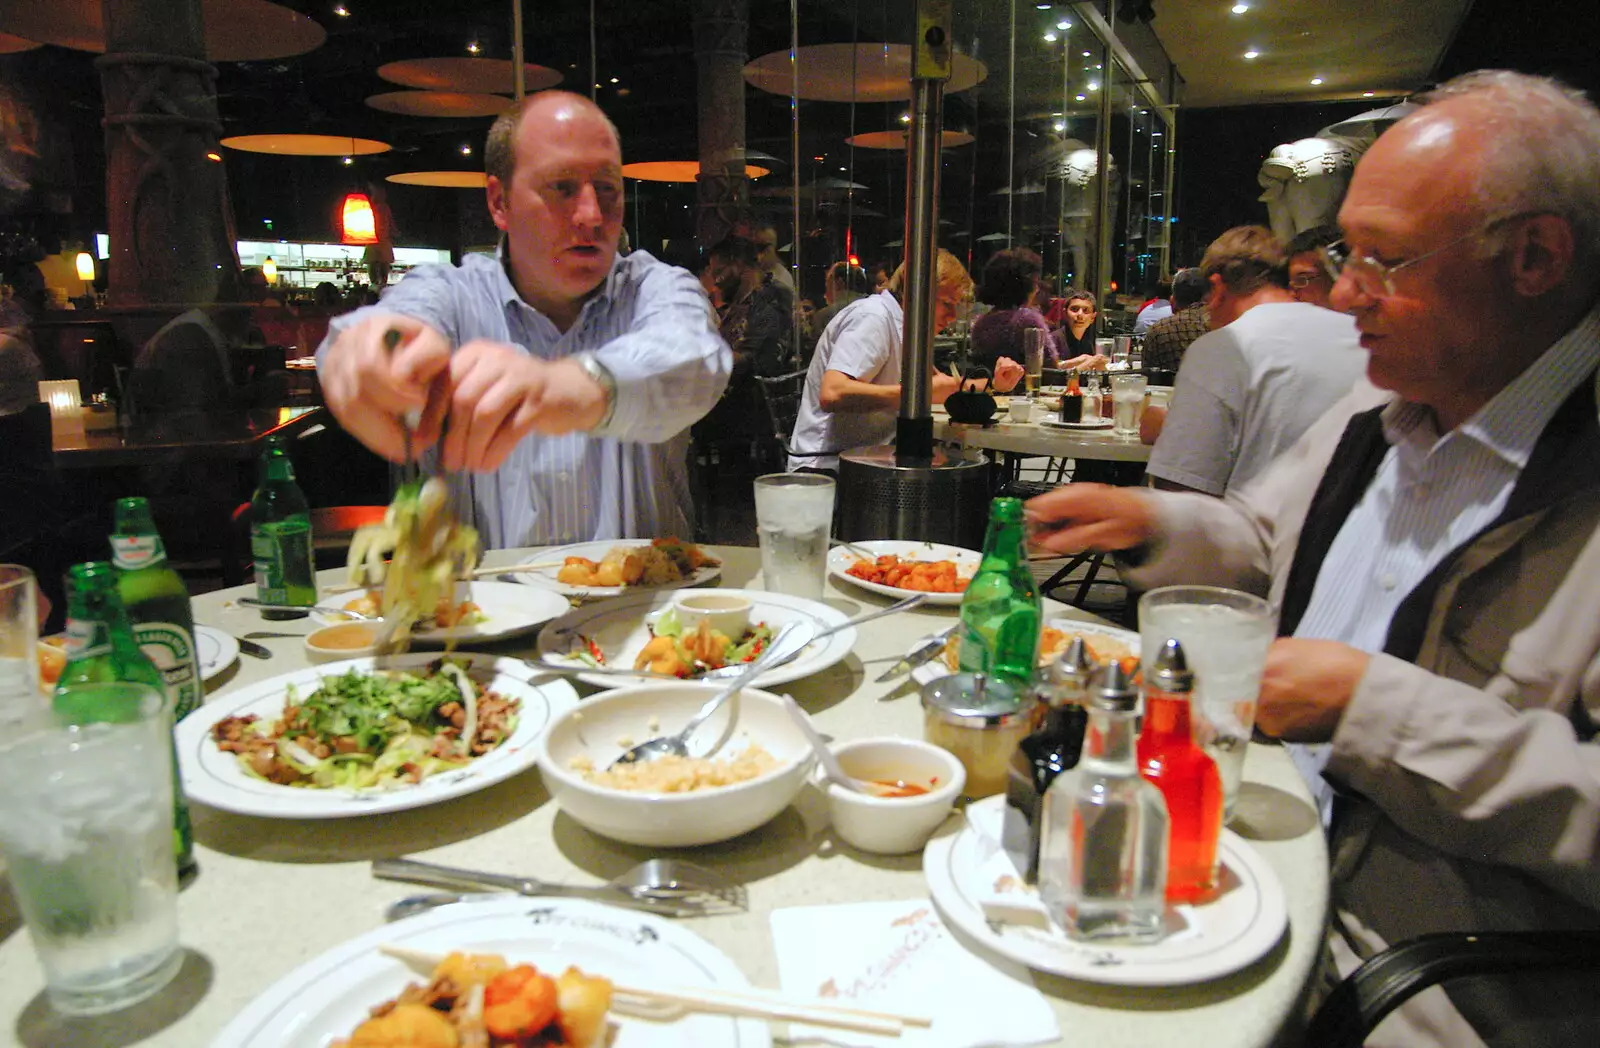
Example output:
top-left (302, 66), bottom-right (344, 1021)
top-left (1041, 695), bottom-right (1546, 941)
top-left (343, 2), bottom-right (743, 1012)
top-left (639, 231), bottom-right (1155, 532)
top-left (753, 369), bottom-right (808, 452)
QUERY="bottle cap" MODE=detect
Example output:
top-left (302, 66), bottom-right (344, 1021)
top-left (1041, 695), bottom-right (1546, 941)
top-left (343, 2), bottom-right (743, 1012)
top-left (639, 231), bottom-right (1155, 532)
top-left (1148, 638), bottom-right (1194, 693)
top-left (1090, 660), bottom-right (1139, 712)
top-left (1045, 636), bottom-right (1095, 706)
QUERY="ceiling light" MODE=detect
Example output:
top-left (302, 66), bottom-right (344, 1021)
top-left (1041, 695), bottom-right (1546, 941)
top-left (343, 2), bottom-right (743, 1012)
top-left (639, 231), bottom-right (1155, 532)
top-left (460, 144), bottom-right (472, 155)
top-left (899, 112), bottom-right (911, 123)
top-left (1043, 31), bottom-right (1057, 42)
top-left (1036, 3), bottom-right (1051, 8)
top-left (1363, 91), bottom-right (1376, 97)
top-left (1243, 49), bottom-right (1260, 59)
top-left (333, 4), bottom-right (350, 16)
top-left (205, 151), bottom-right (222, 162)
top-left (609, 77), bottom-right (619, 84)
top-left (1075, 94), bottom-right (1086, 101)
top-left (1088, 82), bottom-right (1099, 91)
top-left (1082, 50), bottom-right (1092, 57)
top-left (1052, 112), bottom-right (1063, 117)
top-left (466, 41), bottom-right (480, 55)
top-left (341, 155), bottom-right (353, 166)
top-left (1053, 121), bottom-right (1066, 132)
top-left (1311, 77), bottom-right (1324, 85)
top-left (1057, 19), bottom-right (1072, 29)
top-left (1231, 3), bottom-right (1249, 12)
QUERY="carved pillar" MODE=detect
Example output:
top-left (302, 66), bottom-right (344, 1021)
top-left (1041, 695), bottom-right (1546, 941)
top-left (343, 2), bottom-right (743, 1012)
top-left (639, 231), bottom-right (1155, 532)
top-left (692, 0), bottom-right (749, 249)
top-left (98, 0), bottom-right (239, 306)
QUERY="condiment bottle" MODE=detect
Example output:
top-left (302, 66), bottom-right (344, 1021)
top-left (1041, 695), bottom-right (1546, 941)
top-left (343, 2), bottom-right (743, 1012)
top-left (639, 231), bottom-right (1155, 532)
top-left (921, 671), bottom-right (1034, 798)
top-left (1039, 661), bottom-right (1169, 942)
top-left (110, 496), bottom-right (201, 723)
top-left (54, 561), bottom-right (196, 882)
top-left (957, 497), bottom-right (1042, 688)
top-left (1003, 637), bottom-right (1092, 882)
top-left (250, 436), bottom-right (316, 619)
top-left (1137, 638), bottom-right (1224, 902)
top-left (1060, 369), bottom-right (1083, 423)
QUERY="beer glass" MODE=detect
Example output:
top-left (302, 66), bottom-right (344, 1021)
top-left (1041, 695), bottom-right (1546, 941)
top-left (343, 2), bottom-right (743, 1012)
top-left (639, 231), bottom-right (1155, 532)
top-left (1021, 328), bottom-right (1044, 395)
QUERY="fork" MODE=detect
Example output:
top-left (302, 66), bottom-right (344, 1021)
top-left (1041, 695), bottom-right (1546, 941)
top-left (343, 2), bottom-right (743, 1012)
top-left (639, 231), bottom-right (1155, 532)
top-left (372, 857), bottom-right (746, 919)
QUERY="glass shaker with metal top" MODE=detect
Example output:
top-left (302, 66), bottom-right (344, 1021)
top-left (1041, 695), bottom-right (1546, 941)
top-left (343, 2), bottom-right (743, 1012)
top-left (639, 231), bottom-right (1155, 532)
top-left (1003, 637), bottom-right (1093, 882)
top-left (921, 671), bottom-right (1036, 799)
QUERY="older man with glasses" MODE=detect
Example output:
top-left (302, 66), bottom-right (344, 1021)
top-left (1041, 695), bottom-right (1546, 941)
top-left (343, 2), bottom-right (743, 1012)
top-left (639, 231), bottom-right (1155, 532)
top-left (1027, 70), bottom-right (1600, 1047)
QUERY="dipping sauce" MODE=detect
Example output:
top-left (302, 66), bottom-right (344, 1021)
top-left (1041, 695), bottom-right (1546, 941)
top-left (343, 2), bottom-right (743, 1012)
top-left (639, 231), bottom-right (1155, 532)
top-left (309, 623), bottom-right (381, 650)
top-left (865, 778), bottom-right (934, 798)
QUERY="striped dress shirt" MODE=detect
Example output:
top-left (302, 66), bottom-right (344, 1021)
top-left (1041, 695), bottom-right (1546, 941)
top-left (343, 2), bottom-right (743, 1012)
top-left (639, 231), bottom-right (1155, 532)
top-left (321, 249), bottom-right (731, 548)
top-left (1289, 306), bottom-right (1600, 819)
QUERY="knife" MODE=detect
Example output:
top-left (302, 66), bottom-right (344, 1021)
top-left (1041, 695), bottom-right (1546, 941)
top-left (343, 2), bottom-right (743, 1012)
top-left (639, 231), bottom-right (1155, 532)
top-left (876, 622), bottom-right (958, 682)
top-left (236, 636), bottom-right (273, 660)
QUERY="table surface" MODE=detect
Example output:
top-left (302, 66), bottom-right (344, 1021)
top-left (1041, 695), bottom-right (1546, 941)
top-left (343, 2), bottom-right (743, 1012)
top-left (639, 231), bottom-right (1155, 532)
top-left (0, 546), bottom-right (1327, 1048)
top-left (933, 403), bottom-right (1155, 463)
top-left (51, 405), bottom-right (325, 469)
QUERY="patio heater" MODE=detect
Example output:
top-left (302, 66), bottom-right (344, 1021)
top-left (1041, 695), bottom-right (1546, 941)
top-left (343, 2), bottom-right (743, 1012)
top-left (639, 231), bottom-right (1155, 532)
top-left (836, 0), bottom-right (991, 549)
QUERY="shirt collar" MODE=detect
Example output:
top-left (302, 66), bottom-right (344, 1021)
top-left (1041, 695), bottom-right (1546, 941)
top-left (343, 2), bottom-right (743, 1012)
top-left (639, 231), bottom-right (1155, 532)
top-left (1381, 299), bottom-right (1600, 468)
top-left (494, 238), bottom-right (626, 319)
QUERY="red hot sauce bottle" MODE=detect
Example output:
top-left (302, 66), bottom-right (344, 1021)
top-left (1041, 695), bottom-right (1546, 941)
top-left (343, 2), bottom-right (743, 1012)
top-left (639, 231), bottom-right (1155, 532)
top-left (1137, 637), bottom-right (1224, 903)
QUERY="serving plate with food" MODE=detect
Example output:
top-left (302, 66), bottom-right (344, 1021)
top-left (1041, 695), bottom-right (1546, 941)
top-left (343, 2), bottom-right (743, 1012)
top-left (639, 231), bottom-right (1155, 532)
top-left (210, 895), bottom-right (769, 1048)
top-left (910, 618), bottom-right (1140, 686)
top-left (826, 539), bottom-right (981, 606)
top-left (174, 653), bottom-right (578, 818)
top-left (534, 588), bottom-right (854, 690)
top-left (510, 538), bottom-right (721, 597)
top-left (315, 581), bottom-right (571, 645)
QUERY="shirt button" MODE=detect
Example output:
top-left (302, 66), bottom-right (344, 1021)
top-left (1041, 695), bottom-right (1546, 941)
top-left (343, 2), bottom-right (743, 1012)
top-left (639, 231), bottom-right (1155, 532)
top-left (557, 472), bottom-right (571, 482)
top-left (1378, 572), bottom-right (1398, 591)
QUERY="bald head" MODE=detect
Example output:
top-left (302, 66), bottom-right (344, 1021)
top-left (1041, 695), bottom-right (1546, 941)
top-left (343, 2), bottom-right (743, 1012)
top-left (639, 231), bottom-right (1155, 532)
top-left (485, 91), bottom-right (621, 186)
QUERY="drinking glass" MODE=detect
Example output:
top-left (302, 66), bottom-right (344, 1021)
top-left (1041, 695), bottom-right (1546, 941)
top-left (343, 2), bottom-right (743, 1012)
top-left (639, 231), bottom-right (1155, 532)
top-left (1139, 586), bottom-right (1277, 821)
top-left (1110, 373), bottom-right (1148, 438)
top-left (1113, 335), bottom-right (1133, 369)
top-left (0, 682), bottom-right (183, 1015)
top-left (1094, 337), bottom-right (1115, 364)
top-left (1021, 328), bottom-right (1044, 395)
top-left (753, 473), bottom-right (836, 600)
top-left (1, 564), bottom-right (43, 728)
top-left (1008, 396), bottom-right (1034, 423)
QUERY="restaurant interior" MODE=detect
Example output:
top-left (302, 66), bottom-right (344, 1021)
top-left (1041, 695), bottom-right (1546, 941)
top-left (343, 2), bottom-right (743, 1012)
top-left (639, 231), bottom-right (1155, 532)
top-left (1, 1), bottom-right (1598, 1046)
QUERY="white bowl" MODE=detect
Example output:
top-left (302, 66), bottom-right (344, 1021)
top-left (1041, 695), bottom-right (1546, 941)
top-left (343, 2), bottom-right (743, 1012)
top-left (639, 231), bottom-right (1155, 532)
top-left (671, 592), bottom-right (753, 640)
top-left (303, 622), bottom-right (386, 664)
top-left (824, 737), bottom-right (966, 855)
top-left (534, 682), bottom-right (816, 848)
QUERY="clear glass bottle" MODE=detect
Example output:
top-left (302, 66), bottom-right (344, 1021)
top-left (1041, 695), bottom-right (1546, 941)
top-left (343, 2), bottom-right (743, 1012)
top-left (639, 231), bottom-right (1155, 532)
top-left (250, 436), bottom-right (316, 619)
top-left (1039, 661), bottom-right (1169, 942)
top-left (110, 497), bottom-right (201, 723)
top-left (55, 561), bottom-right (196, 882)
top-left (1003, 637), bottom-right (1093, 882)
top-left (957, 498), bottom-right (1042, 689)
top-left (1138, 638), bottom-right (1224, 902)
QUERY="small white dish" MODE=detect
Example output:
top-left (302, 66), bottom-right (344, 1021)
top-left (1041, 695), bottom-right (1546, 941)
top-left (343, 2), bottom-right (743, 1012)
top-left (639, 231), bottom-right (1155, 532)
top-left (824, 737), bottom-right (965, 855)
top-left (672, 592), bottom-right (753, 640)
top-left (303, 621), bottom-right (388, 664)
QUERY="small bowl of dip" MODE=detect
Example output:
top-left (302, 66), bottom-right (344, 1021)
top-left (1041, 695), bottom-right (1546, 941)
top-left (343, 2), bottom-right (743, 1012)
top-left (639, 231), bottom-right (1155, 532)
top-left (304, 621), bottom-right (387, 663)
top-left (822, 737), bottom-right (966, 855)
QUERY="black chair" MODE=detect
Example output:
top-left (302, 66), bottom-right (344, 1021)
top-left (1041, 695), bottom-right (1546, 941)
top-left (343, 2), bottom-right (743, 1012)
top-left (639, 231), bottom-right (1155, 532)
top-left (1304, 931), bottom-right (1600, 1047)
top-left (753, 368), bottom-right (808, 457)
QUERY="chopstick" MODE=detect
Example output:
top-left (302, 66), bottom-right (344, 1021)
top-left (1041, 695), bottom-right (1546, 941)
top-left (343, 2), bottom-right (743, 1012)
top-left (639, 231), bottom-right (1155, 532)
top-left (378, 945), bottom-right (930, 1036)
top-left (469, 561), bottom-right (562, 576)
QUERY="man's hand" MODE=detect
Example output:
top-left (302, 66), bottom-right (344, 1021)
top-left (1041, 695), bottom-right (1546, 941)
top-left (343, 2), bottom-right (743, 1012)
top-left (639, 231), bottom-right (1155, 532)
top-left (993, 356), bottom-right (1026, 393)
top-left (932, 370), bottom-right (963, 404)
top-left (1061, 353), bottom-right (1109, 371)
top-left (1254, 638), bottom-right (1370, 742)
top-left (1024, 483), bottom-right (1156, 554)
top-left (319, 314), bottom-right (452, 463)
top-left (441, 342), bottom-right (608, 472)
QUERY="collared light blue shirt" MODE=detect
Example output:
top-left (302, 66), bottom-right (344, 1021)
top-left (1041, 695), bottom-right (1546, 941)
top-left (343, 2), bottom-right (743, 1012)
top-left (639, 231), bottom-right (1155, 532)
top-left (1289, 303), bottom-right (1600, 821)
top-left (321, 248), bottom-right (731, 548)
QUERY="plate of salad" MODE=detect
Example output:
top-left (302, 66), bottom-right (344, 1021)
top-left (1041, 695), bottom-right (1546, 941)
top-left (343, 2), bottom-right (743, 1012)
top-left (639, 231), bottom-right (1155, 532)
top-left (533, 588), bottom-right (857, 690)
top-left (174, 653), bottom-right (579, 819)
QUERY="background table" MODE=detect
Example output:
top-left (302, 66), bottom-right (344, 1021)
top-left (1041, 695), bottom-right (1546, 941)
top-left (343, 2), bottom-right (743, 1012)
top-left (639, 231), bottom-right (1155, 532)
top-left (51, 406), bottom-right (325, 470)
top-left (0, 546), bottom-right (1328, 1047)
top-left (933, 412), bottom-right (1154, 464)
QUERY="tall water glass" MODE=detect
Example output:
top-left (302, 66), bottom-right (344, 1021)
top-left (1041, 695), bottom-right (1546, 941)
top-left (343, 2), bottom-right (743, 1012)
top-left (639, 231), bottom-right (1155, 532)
top-left (1110, 373), bottom-right (1147, 438)
top-left (1021, 328), bottom-right (1044, 395)
top-left (1, 564), bottom-right (42, 728)
top-left (0, 682), bottom-right (182, 1015)
top-left (1139, 586), bottom-right (1276, 821)
top-left (754, 473), bottom-right (836, 600)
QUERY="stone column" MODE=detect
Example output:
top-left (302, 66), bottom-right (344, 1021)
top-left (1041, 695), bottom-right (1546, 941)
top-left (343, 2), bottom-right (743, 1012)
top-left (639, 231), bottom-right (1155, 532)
top-left (98, 0), bottom-right (239, 306)
top-left (692, 0), bottom-right (749, 249)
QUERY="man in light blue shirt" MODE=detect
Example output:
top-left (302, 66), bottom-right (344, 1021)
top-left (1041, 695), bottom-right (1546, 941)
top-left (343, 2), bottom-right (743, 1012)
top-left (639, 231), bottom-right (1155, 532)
top-left (318, 92), bottom-right (730, 547)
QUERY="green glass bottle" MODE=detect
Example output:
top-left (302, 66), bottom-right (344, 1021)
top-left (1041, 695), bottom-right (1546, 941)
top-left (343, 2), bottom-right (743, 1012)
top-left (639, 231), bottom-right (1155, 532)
top-left (250, 436), bottom-right (316, 620)
top-left (957, 497), bottom-right (1043, 687)
top-left (110, 497), bottom-right (201, 722)
top-left (54, 561), bottom-right (197, 882)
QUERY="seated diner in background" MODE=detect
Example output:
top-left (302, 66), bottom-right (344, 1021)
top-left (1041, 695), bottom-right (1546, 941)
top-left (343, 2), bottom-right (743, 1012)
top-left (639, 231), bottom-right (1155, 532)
top-left (1053, 289), bottom-right (1109, 371)
top-left (969, 247), bottom-right (1061, 372)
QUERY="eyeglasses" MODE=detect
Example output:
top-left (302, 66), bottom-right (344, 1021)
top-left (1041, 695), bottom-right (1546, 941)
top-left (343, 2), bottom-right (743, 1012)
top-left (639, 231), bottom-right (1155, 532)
top-left (1323, 216), bottom-right (1520, 298)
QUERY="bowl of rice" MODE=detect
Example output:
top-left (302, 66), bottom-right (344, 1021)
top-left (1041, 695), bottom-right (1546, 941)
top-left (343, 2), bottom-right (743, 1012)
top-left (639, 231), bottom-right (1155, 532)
top-left (533, 682), bottom-right (816, 847)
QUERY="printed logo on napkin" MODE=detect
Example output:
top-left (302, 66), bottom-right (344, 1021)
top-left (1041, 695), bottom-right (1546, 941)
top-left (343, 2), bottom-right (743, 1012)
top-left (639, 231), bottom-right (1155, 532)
top-left (770, 898), bottom-right (1059, 1048)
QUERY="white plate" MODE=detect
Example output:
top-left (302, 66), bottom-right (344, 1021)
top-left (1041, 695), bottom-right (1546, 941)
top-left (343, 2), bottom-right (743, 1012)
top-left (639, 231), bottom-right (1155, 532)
top-left (314, 581), bottom-right (571, 644)
top-left (923, 796), bottom-right (1288, 986)
top-left (1040, 415), bottom-right (1115, 430)
top-left (212, 896), bottom-right (769, 1048)
top-left (194, 624), bottom-right (239, 681)
top-left (175, 653), bottom-right (578, 819)
top-left (910, 617), bottom-right (1141, 686)
top-left (826, 540), bottom-right (980, 607)
top-left (535, 588), bottom-right (855, 690)
top-left (509, 540), bottom-right (722, 597)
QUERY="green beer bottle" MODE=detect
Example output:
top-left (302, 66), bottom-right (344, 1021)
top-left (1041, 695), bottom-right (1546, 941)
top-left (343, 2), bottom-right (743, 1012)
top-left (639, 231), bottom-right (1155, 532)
top-left (55, 561), bottom-right (197, 882)
top-left (111, 497), bottom-right (201, 722)
top-left (957, 497), bottom-right (1043, 687)
top-left (250, 436), bottom-right (316, 620)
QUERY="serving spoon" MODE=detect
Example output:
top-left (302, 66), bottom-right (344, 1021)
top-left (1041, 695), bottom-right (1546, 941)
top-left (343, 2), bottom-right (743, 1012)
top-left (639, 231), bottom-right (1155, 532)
top-left (778, 692), bottom-right (872, 794)
top-left (609, 621), bottom-right (799, 769)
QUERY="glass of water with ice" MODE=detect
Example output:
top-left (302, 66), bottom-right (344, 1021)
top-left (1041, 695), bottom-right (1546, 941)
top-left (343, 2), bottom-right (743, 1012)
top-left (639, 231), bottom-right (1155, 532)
top-left (753, 473), bottom-right (836, 600)
top-left (1, 564), bottom-right (44, 729)
top-left (1139, 586), bottom-right (1276, 822)
top-left (0, 682), bottom-right (183, 1015)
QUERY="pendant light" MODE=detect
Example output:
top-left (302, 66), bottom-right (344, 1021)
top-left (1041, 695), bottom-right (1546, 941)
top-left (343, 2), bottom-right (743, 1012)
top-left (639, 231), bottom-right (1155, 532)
top-left (262, 256), bottom-right (278, 284)
top-left (340, 192), bottom-right (378, 245)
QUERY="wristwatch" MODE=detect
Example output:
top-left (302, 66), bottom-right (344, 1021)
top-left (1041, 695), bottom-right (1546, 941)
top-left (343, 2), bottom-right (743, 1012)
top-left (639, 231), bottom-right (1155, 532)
top-left (572, 352), bottom-right (618, 429)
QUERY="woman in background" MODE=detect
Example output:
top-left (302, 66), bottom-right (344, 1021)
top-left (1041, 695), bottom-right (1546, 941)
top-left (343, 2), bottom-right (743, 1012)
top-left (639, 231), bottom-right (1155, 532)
top-left (969, 248), bottom-right (1059, 372)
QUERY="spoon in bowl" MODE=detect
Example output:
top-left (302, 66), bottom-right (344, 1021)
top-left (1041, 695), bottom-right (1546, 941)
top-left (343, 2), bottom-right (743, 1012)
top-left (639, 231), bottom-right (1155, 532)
top-left (608, 621), bottom-right (799, 769)
top-left (777, 692), bottom-right (872, 794)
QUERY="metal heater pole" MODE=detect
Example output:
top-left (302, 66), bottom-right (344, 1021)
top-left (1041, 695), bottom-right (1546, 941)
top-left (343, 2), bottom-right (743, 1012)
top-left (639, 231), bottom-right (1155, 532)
top-left (897, 0), bottom-right (952, 463)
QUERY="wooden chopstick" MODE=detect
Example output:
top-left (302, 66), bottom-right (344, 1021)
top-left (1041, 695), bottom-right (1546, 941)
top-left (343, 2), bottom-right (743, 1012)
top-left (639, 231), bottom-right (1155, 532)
top-left (469, 562), bottom-right (563, 576)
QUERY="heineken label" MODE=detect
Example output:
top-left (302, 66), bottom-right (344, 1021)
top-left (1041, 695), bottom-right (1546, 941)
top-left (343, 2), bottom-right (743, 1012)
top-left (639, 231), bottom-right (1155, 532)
top-left (111, 534), bottom-right (166, 570)
top-left (64, 618), bottom-right (112, 660)
top-left (134, 622), bottom-right (200, 721)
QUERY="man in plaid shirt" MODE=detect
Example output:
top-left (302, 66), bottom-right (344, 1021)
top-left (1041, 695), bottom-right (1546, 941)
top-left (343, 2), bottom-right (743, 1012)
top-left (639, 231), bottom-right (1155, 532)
top-left (1142, 267), bottom-right (1209, 373)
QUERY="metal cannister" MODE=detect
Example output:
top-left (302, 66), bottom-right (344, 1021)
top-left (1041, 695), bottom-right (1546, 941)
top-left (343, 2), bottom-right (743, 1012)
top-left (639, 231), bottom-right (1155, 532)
top-left (836, 445), bottom-right (992, 550)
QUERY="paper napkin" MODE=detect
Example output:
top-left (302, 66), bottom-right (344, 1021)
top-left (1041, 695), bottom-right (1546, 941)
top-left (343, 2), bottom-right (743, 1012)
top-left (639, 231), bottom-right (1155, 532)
top-left (769, 899), bottom-right (1060, 1048)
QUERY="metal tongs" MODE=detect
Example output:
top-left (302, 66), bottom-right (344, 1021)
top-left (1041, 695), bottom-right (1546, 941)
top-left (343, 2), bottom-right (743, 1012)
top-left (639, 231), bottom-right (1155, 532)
top-left (382, 327), bottom-right (421, 486)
